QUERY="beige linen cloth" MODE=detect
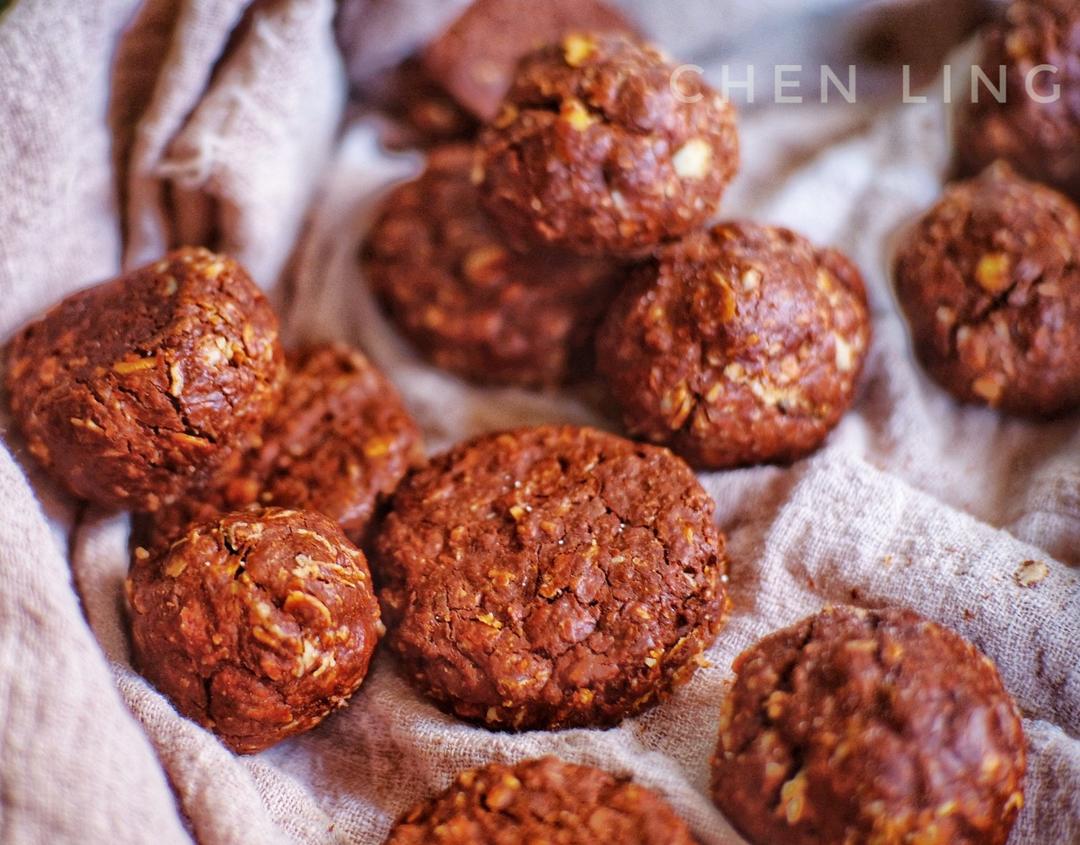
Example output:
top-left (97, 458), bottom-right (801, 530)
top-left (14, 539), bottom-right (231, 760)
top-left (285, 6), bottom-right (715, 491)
top-left (0, 1), bottom-right (1077, 843)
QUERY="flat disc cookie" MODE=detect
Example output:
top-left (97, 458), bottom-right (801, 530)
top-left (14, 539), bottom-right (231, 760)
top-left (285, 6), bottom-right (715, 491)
top-left (375, 425), bottom-right (728, 730)
top-left (711, 605), bottom-right (1026, 845)
top-left (894, 163), bottom-right (1080, 416)
top-left (386, 757), bottom-right (697, 844)
top-left (363, 145), bottom-right (623, 387)
top-left (597, 222), bottom-right (870, 469)
top-left (133, 343), bottom-right (423, 553)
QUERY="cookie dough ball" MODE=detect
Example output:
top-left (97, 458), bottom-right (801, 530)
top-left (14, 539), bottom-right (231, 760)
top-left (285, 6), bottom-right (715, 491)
top-left (133, 343), bottom-right (423, 554)
top-left (363, 145), bottom-right (623, 387)
top-left (386, 757), bottom-right (696, 845)
top-left (894, 163), bottom-right (1080, 416)
top-left (127, 508), bottom-right (382, 754)
top-left (954, 0), bottom-right (1080, 199)
top-left (421, 0), bottom-right (637, 122)
top-left (5, 247), bottom-right (283, 511)
top-left (375, 425), bottom-right (728, 730)
top-left (711, 605), bottom-right (1026, 845)
top-left (596, 223), bottom-right (870, 469)
top-left (477, 32), bottom-right (739, 256)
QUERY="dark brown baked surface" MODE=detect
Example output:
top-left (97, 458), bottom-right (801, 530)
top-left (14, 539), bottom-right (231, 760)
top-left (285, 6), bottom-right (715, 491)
top-left (375, 425), bottom-right (728, 730)
top-left (132, 342), bottom-right (423, 553)
top-left (385, 756), bottom-right (698, 844)
top-left (476, 32), bottom-right (739, 256)
top-left (4, 247), bottom-right (283, 511)
top-left (127, 507), bottom-right (382, 754)
top-left (363, 145), bottom-right (623, 387)
top-left (371, 57), bottom-right (480, 150)
top-left (954, 0), bottom-right (1080, 199)
top-left (711, 605), bottom-right (1026, 845)
top-left (894, 163), bottom-right (1080, 416)
top-left (596, 222), bottom-right (870, 469)
top-left (421, 0), bottom-right (636, 122)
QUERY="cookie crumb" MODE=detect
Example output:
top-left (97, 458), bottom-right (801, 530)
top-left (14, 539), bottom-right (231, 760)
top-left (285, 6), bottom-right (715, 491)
top-left (1014, 559), bottom-right (1049, 588)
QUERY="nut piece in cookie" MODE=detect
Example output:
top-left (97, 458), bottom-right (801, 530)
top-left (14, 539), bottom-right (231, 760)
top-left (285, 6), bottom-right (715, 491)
top-left (375, 424), bottom-right (728, 731)
top-left (711, 605), bottom-right (1026, 845)
top-left (385, 756), bottom-right (697, 845)
top-left (894, 163), bottom-right (1080, 416)
top-left (132, 343), bottom-right (423, 555)
top-left (363, 145), bottom-right (623, 387)
top-left (596, 222), bottom-right (870, 469)
top-left (954, 0), bottom-right (1080, 199)
top-left (127, 507), bottom-right (382, 754)
top-left (4, 247), bottom-right (284, 511)
top-left (477, 32), bottom-right (739, 256)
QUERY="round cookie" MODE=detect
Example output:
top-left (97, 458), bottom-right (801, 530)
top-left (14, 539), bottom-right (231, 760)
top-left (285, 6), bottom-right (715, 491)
top-left (894, 163), bottom-right (1080, 416)
top-left (954, 0), bottom-right (1080, 199)
top-left (127, 507), bottom-right (382, 754)
top-left (375, 425), bottom-right (728, 730)
top-left (133, 343), bottom-right (423, 554)
top-left (476, 32), bottom-right (739, 256)
top-left (363, 145), bottom-right (623, 387)
top-left (711, 605), bottom-right (1026, 845)
top-left (596, 222), bottom-right (870, 469)
top-left (4, 247), bottom-right (283, 511)
top-left (385, 756), bottom-right (697, 845)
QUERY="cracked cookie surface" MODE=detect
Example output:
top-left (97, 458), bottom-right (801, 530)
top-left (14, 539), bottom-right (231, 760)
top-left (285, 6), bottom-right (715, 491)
top-left (894, 163), bottom-right (1080, 416)
top-left (375, 425), bottom-right (728, 730)
top-left (596, 222), bottom-right (870, 469)
top-left (127, 507), bottom-right (382, 754)
top-left (4, 247), bottom-right (283, 511)
top-left (711, 605), bottom-right (1026, 845)
top-left (476, 32), bottom-right (739, 256)
top-left (132, 343), bottom-right (423, 554)
top-left (363, 145), bottom-right (623, 387)
top-left (385, 756), bottom-right (697, 844)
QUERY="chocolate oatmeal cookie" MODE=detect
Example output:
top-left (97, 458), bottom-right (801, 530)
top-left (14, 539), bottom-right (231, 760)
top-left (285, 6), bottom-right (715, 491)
top-left (894, 163), bottom-right (1080, 416)
top-left (476, 32), bottom-right (739, 256)
top-left (385, 757), bottom-right (697, 845)
top-left (711, 605), bottom-right (1026, 845)
top-left (4, 247), bottom-right (283, 511)
top-left (373, 57), bottom-right (479, 149)
top-left (421, 0), bottom-right (637, 122)
top-left (596, 222), bottom-right (870, 469)
top-left (133, 343), bottom-right (423, 554)
top-left (375, 425), bottom-right (727, 730)
top-left (127, 507), bottom-right (382, 754)
top-left (363, 145), bottom-right (623, 387)
top-left (954, 0), bottom-right (1080, 199)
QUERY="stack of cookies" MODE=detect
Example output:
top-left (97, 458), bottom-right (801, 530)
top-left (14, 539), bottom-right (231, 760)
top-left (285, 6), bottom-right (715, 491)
top-left (365, 24), bottom-right (874, 471)
top-left (4, 246), bottom-right (425, 754)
